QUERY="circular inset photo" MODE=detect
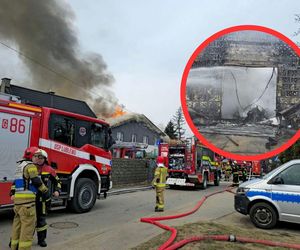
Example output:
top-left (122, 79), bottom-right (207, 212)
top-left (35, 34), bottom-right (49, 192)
top-left (181, 25), bottom-right (300, 161)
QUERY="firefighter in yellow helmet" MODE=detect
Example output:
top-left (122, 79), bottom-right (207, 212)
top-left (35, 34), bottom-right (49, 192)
top-left (152, 156), bottom-right (168, 212)
top-left (10, 147), bottom-right (48, 250)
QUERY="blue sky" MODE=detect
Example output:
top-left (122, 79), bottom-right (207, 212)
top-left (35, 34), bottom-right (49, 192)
top-left (0, 0), bottom-right (299, 132)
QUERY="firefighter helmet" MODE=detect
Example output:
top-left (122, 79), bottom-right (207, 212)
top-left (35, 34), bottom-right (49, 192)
top-left (156, 156), bottom-right (165, 165)
top-left (34, 149), bottom-right (48, 159)
top-left (23, 146), bottom-right (39, 160)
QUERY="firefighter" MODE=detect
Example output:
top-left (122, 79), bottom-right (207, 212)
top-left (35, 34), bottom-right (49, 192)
top-left (34, 149), bottom-right (61, 247)
top-left (232, 161), bottom-right (239, 186)
top-left (225, 162), bottom-right (231, 181)
top-left (10, 147), bottom-right (48, 250)
top-left (152, 156), bottom-right (168, 212)
top-left (241, 161), bottom-right (248, 182)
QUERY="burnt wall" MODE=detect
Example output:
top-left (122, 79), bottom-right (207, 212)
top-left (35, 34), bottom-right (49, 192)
top-left (192, 31), bottom-right (300, 116)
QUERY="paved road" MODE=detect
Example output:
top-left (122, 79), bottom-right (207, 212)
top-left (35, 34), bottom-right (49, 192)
top-left (3, 182), bottom-right (300, 249)
top-left (0, 183), bottom-right (236, 250)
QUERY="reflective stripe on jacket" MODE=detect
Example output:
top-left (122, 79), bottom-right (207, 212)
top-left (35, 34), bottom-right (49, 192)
top-left (14, 161), bottom-right (48, 205)
top-left (14, 161), bottom-right (37, 200)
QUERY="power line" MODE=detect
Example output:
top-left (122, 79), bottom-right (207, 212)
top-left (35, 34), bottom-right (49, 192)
top-left (0, 40), bottom-right (114, 104)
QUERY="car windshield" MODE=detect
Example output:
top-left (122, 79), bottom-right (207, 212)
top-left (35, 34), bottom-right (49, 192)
top-left (262, 164), bottom-right (285, 180)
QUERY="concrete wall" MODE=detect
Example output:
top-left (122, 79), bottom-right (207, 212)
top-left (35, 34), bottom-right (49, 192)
top-left (111, 158), bottom-right (155, 187)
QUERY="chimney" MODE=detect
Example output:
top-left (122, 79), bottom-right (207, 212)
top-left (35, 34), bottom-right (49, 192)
top-left (0, 78), bottom-right (11, 93)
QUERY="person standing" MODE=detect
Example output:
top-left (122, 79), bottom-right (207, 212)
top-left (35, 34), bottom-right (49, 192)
top-left (33, 149), bottom-right (61, 247)
top-left (225, 162), bottom-right (232, 182)
top-left (10, 147), bottom-right (48, 250)
top-left (232, 161), bottom-right (239, 186)
top-left (152, 156), bottom-right (168, 212)
top-left (241, 161), bottom-right (248, 182)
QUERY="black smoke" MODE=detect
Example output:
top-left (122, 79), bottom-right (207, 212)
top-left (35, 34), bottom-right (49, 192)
top-left (0, 0), bottom-right (117, 117)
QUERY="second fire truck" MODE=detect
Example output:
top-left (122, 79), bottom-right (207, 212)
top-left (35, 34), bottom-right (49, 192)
top-left (158, 138), bottom-right (221, 189)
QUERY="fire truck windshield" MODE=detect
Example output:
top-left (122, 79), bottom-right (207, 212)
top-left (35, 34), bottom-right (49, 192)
top-left (91, 123), bottom-right (106, 148)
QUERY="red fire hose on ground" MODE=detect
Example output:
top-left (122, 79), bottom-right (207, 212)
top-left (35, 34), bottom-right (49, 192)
top-left (140, 187), bottom-right (300, 250)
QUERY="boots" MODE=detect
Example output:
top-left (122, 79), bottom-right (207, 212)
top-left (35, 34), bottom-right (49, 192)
top-left (38, 230), bottom-right (47, 247)
top-left (155, 207), bottom-right (164, 212)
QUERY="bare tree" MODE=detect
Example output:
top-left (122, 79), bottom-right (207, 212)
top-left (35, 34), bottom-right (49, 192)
top-left (172, 107), bottom-right (186, 140)
top-left (294, 14), bottom-right (300, 45)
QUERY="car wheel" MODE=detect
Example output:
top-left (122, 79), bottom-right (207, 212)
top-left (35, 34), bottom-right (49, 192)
top-left (249, 202), bottom-right (278, 229)
top-left (70, 178), bottom-right (97, 213)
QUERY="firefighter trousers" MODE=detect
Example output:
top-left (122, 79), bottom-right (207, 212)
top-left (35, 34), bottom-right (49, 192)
top-left (11, 204), bottom-right (36, 250)
top-left (233, 173), bottom-right (239, 185)
top-left (36, 199), bottom-right (48, 242)
top-left (225, 171), bottom-right (231, 181)
top-left (155, 187), bottom-right (165, 210)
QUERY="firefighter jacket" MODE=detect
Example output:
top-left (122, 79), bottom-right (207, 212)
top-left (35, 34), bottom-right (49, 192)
top-left (37, 164), bottom-right (61, 202)
top-left (232, 165), bottom-right (238, 174)
top-left (11, 160), bottom-right (48, 205)
top-left (152, 165), bottom-right (168, 188)
top-left (225, 165), bottom-right (232, 172)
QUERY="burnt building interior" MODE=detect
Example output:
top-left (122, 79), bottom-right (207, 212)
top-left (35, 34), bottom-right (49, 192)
top-left (187, 31), bottom-right (300, 154)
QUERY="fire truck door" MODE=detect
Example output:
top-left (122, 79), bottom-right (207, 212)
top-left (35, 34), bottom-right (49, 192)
top-left (0, 111), bottom-right (31, 204)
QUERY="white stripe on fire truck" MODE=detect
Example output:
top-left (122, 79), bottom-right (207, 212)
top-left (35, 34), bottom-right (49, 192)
top-left (95, 155), bottom-right (111, 166)
top-left (39, 138), bottom-right (111, 166)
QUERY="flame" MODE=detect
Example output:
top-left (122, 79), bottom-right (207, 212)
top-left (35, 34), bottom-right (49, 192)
top-left (110, 105), bottom-right (127, 118)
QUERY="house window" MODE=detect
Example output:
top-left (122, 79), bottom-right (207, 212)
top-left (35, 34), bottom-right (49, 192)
top-left (131, 134), bottom-right (137, 142)
top-left (116, 132), bottom-right (124, 142)
top-left (143, 136), bottom-right (149, 144)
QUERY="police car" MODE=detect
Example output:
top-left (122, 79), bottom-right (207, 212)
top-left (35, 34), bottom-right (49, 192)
top-left (234, 160), bottom-right (300, 229)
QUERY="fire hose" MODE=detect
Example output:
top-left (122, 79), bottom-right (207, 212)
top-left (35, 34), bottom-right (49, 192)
top-left (140, 186), bottom-right (300, 250)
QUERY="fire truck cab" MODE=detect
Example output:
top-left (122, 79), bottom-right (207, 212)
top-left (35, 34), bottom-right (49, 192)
top-left (159, 138), bottom-right (221, 189)
top-left (0, 93), bottom-right (114, 213)
top-left (111, 142), bottom-right (147, 159)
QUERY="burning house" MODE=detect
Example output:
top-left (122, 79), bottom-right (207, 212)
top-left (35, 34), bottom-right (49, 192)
top-left (187, 30), bottom-right (300, 154)
top-left (106, 112), bottom-right (167, 159)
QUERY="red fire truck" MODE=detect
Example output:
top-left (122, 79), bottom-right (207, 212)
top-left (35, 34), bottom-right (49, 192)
top-left (111, 142), bottom-right (147, 159)
top-left (158, 138), bottom-right (221, 189)
top-left (0, 94), bottom-right (113, 212)
top-left (250, 160), bottom-right (261, 177)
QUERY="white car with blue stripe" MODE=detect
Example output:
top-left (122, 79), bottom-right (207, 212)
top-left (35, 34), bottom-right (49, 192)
top-left (235, 159), bottom-right (300, 229)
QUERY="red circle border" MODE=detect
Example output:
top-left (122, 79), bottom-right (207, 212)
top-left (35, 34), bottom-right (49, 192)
top-left (181, 25), bottom-right (300, 161)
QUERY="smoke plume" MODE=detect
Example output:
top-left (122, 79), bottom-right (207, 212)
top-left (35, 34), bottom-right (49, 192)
top-left (0, 0), bottom-right (117, 117)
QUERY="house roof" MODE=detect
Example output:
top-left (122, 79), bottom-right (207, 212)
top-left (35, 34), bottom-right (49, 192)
top-left (4, 84), bottom-right (97, 118)
top-left (106, 113), bottom-right (167, 136)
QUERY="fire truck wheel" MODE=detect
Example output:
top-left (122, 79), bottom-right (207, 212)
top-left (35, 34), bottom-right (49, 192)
top-left (70, 178), bottom-right (97, 213)
top-left (200, 174), bottom-right (207, 189)
top-left (214, 172), bottom-right (220, 186)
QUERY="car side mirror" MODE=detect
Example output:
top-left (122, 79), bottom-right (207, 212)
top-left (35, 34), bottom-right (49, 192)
top-left (272, 176), bottom-right (284, 185)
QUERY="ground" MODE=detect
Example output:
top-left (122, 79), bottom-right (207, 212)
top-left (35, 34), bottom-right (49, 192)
top-left (134, 212), bottom-right (300, 250)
